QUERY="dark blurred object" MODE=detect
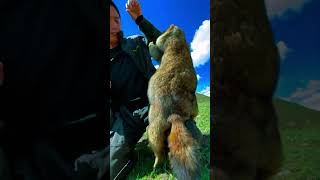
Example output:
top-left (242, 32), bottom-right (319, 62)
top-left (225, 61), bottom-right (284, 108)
top-left (74, 147), bottom-right (108, 180)
top-left (212, 0), bottom-right (283, 179)
top-left (0, 0), bottom-right (107, 137)
top-left (0, 61), bottom-right (3, 86)
top-left (0, 0), bottom-right (107, 179)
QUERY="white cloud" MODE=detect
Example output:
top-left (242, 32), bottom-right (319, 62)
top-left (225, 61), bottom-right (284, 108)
top-left (277, 41), bottom-right (292, 61)
top-left (190, 20), bottom-right (210, 67)
top-left (199, 86), bottom-right (210, 97)
top-left (285, 80), bottom-right (320, 111)
top-left (265, 0), bottom-right (313, 18)
top-left (154, 65), bottom-right (159, 69)
top-left (197, 74), bottom-right (201, 80)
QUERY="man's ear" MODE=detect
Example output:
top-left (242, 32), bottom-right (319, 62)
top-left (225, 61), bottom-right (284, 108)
top-left (149, 42), bottom-right (163, 61)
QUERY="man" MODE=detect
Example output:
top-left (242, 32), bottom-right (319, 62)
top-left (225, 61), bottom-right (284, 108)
top-left (109, 0), bottom-right (162, 179)
top-left (0, 0), bottom-right (107, 179)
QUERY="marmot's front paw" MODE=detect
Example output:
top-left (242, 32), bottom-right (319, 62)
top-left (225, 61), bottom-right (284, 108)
top-left (149, 42), bottom-right (163, 61)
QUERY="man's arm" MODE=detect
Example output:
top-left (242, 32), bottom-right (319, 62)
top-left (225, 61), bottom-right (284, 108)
top-left (126, 0), bottom-right (162, 44)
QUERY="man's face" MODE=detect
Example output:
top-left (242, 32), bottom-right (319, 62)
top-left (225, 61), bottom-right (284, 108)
top-left (110, 5), bottom-right (121, 46)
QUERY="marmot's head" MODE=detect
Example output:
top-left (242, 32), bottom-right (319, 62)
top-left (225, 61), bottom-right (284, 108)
top-left (156, 25), bottom-right (185, 49)
top-left (149, 24), bottom-right (186, 61)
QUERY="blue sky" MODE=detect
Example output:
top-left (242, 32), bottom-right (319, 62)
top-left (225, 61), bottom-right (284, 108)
top-left (111, 0), bottom-right (320, 110)
top-left (113, 0), bottom-right (210, 96)
top-left (266, 0), bottom-right (320, 111)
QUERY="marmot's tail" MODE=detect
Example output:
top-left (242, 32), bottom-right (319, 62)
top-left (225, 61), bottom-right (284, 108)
top-left (167, 114), bottom-right (200, 180)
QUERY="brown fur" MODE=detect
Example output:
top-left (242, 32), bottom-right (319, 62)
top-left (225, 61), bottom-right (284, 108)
top-left (147, 25), bottom-right (200, 180)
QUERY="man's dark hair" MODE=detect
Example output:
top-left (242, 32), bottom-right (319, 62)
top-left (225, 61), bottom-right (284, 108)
top-left (110, 1), bottom-right (121, 18)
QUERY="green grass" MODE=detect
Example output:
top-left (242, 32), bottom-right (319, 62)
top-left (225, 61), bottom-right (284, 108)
top-left (128, 93), bottom-right (210, 180)
top-left (273, 99), bottom-right (320, 180)
top-left (126, 96), bottom-right (320, 179)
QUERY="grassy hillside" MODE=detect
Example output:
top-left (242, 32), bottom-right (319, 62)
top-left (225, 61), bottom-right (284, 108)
top-left (275, 99), bottom-right (320, 129)
top-left (125, 96), bottom-right (320, 179)
top-left (128, 94), bottom-right (210, 180)
top-left (273, 98), bottom-right (320, 179)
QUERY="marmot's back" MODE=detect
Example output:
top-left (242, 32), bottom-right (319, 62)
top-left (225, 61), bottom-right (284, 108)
top-left (148, 25), bottom-right (197, 99)
top-left (147, 25), bottom-right (201, 180)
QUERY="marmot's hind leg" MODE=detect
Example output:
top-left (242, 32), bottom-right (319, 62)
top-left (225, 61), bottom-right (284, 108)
top-left (147, 114), bottom-right (170, 168)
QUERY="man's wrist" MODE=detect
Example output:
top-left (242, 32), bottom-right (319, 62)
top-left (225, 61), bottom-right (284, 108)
top-left (135, 15), bottom-right (144, 25)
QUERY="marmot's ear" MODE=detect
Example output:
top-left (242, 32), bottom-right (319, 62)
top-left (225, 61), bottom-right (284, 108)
top-left (149, 42), bottom-right (163, 61)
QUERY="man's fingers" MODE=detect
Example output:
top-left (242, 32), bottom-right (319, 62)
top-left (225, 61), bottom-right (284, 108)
top-left (132, 1), bottom-right (140, 8)
top-left (126, 0), bottom-right (139, 10)
top-left (126, 2), bottom-right (133, 11)
top-left (133, 0), bottom-right (140, 5)
top-left (126, 0), bottom-right (133, 9)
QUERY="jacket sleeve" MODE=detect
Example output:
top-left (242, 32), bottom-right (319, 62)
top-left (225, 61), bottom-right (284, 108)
top-left (136, 16), bottom-right (162, 45)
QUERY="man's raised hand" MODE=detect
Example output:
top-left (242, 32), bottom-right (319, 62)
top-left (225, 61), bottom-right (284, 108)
top-left (126, 0), bottom-right (142, 21)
